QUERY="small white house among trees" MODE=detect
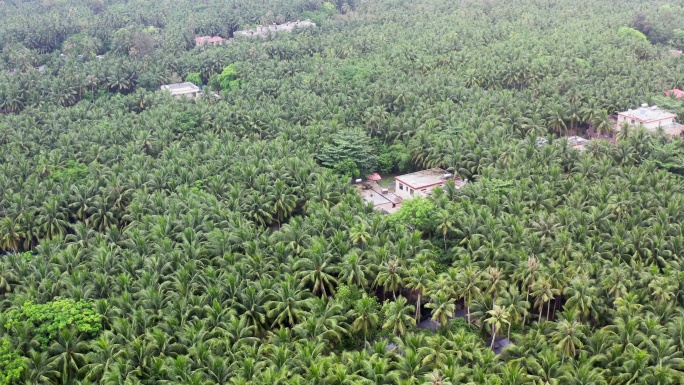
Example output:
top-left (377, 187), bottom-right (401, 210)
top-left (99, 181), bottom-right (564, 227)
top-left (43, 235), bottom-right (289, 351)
top-left (394, 168), bottom-right (466, 199)
top-left (160, 82), bottom-right (200, 98)
top-left (617, 104), bottom-right (677, 131)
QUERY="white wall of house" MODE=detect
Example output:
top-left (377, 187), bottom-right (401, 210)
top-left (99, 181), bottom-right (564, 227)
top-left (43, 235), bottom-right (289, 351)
top-left (617, 115), bottom-right (675, 130)
top-left (395, 180), bottom-right (444, 199)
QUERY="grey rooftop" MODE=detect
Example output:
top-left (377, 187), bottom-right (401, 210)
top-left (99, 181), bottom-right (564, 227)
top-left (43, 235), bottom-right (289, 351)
top-left (395, 168), bottom-right (451, 189)
top-left (160, 82), bottom-right (200, 94)
top-left (618, 105), bottom-right (677, 123)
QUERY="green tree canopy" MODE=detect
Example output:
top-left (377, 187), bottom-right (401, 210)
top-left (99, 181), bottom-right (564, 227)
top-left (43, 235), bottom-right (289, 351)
top-left (0, 340), bottom-right (24, 385)
top-left (4, 298), bottom-right (101, 347)
top-left (318, 129), bottom-right (378, 177)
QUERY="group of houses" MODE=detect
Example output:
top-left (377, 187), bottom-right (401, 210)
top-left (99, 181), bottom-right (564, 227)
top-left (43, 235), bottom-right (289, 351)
top-left (569, 98), bottom-right (684, 151)
top-left (193, 19), bottom-right (315, 47)
top-left (236, 20), bottom-right (316, 38)
top-left (360, 97), bottom-right (684, 209)
top-left (162, 19), bottom-right (315, 98)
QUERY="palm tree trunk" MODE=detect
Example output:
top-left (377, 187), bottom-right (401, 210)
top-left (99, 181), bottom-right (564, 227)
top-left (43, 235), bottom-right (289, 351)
top-left (415, 293), bottom-right (421, 324)
top-left (467, 305), bottom-right (471, 324)
top-left (444, 233), bottom-right (447, 251)
top-left (546, 300), bottom-right (551, 321)
top-left (538, 306), bottom-right (543, 323)
top-left (507, 321), bottom-right (511, 340)
top-left (523, 284), bottom-right (530, 331)
top-left (490, 329), bottom-right (497, 349)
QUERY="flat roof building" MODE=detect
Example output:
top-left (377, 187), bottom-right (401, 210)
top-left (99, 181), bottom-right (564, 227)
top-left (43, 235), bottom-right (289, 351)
top-left (394, 168), bottom-right (466, 199)
top-left (236, 19), bottom-right (316, 38)
top-left (160, 82), bottom-right (200, 98)
top-left (194, 36), bottom-right (225, 46)
top-left (566, 136), bottom-right (590, 151)
top-left (617, 104), bottom-right (677, 131)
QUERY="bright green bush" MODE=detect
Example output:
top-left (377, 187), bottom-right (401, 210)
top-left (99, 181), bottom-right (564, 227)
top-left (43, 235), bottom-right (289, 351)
top-left (5, 298), bottom-right (101, 347)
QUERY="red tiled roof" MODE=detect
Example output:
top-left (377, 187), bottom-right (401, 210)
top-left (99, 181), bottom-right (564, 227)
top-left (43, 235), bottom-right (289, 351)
top-left (665, 89), bottom-right (684, 99)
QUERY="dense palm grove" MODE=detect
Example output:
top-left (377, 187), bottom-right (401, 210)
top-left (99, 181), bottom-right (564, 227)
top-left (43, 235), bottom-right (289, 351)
top-left (4, 0), bottom-right (684, 383)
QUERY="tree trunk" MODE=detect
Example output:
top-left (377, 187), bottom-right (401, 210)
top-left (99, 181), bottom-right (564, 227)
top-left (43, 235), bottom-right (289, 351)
top-left (444, 233), bottom-right (447, 251)
top-left (538, 306), bottom-right (543, 323)
top-left (490, 328), bottom-right (497, 349)
top-left (415, 293), bottom-right (422, 324)
top-left (546, 300), bottom-right (551, 321)
top-left (467, 305), bottom-right (471, 324)
top-left (523, 285), bottom-right (530, 331)
top-left (507, 321), bottom-right (512, 340)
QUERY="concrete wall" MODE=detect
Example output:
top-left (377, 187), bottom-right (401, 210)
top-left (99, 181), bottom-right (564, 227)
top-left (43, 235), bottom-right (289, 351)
top-left (618, 115), bottom-right (674, 130)
top-left (172, 91), bottom-right (199, 98)
top-left (395, 180), bottom-right (444, 199)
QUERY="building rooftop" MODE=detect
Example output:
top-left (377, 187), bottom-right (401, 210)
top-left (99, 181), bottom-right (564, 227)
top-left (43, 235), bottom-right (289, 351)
top-left (618, 104), bottom-right (677, 123)
top-left (395, 168), bottom-right (453, 189)
top-left (665, 89), bottom-right (684, 99)
top-left (237, 19), bottom-right (316, 37)
top-left (160, 82), bottom-right (200, 94)
top-left (195, 36), bottom-right (224, 44)
top-left (567, 136), bottom-right (590, 151)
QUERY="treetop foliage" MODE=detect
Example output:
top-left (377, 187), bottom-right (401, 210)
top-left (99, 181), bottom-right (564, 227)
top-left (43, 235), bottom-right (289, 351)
top-left (4, 298), bottom-right (102, 347)
top-left (3, 0), bottom-right (684, 383)
top-left (0, 340), bottom-right (24, 385)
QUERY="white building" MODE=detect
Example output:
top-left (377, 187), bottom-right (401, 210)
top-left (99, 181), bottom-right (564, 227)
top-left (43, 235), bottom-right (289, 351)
top-left (394, 168), bottom-right (466, 199)
top-left (160, 82), bottom-right (200, 98)
top-left (617, 104), bottom-right (677, 131)
top-left (236, 19), bottom-right (316, 38)
top-left (567, 136), bottom-right (590, 151)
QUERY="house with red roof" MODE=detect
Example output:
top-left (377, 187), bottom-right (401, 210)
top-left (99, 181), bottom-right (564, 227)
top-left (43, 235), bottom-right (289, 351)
top-left (664, 89), bottom-right (684, 99)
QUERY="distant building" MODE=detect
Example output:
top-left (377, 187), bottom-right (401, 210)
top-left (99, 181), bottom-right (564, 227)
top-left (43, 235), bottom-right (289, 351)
top-left (160, 82), bottom-right (200, 98)
top-left (194, 36), bottom-right (225, 46)
top-left (394, 168), bottom-right (466, 199)
top-left (664, 89), bottom-right (684, 99)
top-left (566, 136), bottom-right (590, 151)
top-left (236, 19), bottom-right (316, 38)
top-left (617, 104), bottom-right (677, 131)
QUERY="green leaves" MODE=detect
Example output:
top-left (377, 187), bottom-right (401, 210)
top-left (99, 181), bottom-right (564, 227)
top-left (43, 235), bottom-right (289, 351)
top-left (618, 27), bottom-right (648, 42)
top-left (211, 64), bottom-right (240, 91)
top-left (48, 161), bottom-right (88, 182)
top-left (185, 72), bottom-right (202, 86)
top-left (4, 298), bottom-right (102, 348)
top-left (0, 339), bottom-right (24, 385)
top-left (388, 196), bottom-right (435, 232)
top-left (318, 129), bottom-right (377, 178)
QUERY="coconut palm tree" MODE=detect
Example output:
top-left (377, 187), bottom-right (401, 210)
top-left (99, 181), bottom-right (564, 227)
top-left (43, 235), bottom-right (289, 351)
top-left (485, 305), bottom-right (510, 349)
top-left (382, 296), bottom-right (415, 337)
top-left (425, 292), bottom-right (455, 328)
top-left (405, 265), bottom-right (435, 324)
top-left (497, 285), bottom-right (529, 340)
